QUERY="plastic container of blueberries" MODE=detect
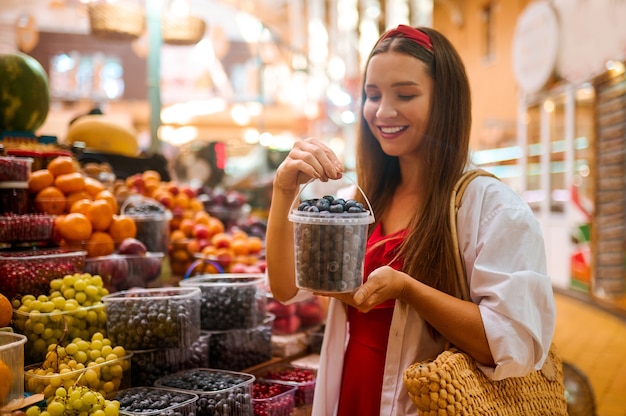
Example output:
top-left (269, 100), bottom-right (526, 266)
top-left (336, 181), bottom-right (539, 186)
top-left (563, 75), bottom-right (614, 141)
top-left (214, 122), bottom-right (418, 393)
top-left (102, 287), bottom-right (201, 351)
top-left (12, 302), bottom-right (107, 365)
top-left (179, 273), bottom-right (267, 331)
top-left (206, 314), bottom-right (274, 372)
top-left (154, 368), bottom-right (255, 416)
top-left (288, 180), bottom-right (374, 294)
top-left (24, 353), bottom-right (132, 399)
top-left (129, 331), bottom-right (211, 387)
top-left (115, 387), bottom-right (199, 416)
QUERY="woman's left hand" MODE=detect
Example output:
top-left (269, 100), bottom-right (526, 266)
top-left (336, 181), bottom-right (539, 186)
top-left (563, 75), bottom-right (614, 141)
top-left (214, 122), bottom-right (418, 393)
top-left (321, 266), bottom-right (409, 312)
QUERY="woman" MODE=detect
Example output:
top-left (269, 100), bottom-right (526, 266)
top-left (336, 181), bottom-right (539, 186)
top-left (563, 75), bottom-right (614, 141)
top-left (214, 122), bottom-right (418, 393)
top-left (265, 25), bottom-right (556, 415)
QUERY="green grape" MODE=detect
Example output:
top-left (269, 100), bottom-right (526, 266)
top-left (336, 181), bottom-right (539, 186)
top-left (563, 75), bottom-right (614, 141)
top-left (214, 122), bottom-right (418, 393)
top-left (46, 401), bottom-right (65, 416)
top-left (91, 410), bottom-right (106, 416)
top-left (75, 292), bottom-right (87, 304)
top-left (82, 391), bottom-right (97, 406)
top-left (25, 406), bottom-right (41, 416)
top-left (65, 343), bottom-right (79, 355)
top-left (63, 288), bottom-right (76, 300)
top-left (76, 340), bottom-right (90, 351)
top-left (41, 301), bottom-right (56, 313)
top-left (62, 274), bottom-right (77, 287)
top-left (84, 285), bottom-right (99, 299)
top-left (50, 278), bottom-right (63, 291)
top-left (74, 279), bottom-right (87, 292)
top-left (103, 402), bottom-right (118, 416)
top-left (55, 387), bottom-right (67, 398)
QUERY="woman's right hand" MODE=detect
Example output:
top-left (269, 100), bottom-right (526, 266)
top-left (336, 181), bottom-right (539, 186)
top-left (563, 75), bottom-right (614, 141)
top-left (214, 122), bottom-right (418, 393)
top-left (274, 137), bottom-right (344, 193)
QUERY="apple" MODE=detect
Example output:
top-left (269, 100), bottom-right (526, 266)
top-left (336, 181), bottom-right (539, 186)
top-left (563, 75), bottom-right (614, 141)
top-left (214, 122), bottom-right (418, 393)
top-left (193, 224), bottom-right (210, 240)
top-left (273, 315), bottom-right (301, 334)
top-left (297, 300), bottom-right (325, 327)
top-left (118, 237), bottom-right (148, 255)
top-left (87, 255), bottom-right (129, 289)
top-left (267, 300), bottom-right (297, 317)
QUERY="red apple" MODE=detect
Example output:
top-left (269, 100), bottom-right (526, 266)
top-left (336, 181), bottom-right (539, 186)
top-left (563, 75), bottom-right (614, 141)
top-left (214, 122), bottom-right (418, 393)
top-left (193, 224), bottom-right (210, 240)
top-left (118, 237), bottom-right (148, 255)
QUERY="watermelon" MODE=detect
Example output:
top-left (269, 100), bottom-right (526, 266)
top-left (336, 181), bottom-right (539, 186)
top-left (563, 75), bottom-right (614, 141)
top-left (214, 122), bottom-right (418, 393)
top-left (0, 52), bottom-right (50, 132)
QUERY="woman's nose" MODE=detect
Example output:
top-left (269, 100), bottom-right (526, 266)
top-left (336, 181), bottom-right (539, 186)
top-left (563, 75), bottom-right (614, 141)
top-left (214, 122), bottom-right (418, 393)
top-left (376, 100), bottom-right (397, 118)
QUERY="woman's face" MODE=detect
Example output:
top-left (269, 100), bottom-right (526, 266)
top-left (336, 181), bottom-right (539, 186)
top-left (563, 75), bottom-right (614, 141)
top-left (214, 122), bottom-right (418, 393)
top-left (363, 51), bottom-right (433, 160)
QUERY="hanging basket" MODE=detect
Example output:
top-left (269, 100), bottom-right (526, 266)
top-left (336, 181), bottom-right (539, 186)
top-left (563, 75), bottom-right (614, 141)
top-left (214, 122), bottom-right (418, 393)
top-left (162, 15), bottom-right (206, 46)
top-left (88, 2), bottom-right (146, 41)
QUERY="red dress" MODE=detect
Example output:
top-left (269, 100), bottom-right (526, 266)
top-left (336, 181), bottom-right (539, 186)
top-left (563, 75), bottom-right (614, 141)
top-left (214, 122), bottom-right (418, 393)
top-left (337, 223), bottom-right (407, 415)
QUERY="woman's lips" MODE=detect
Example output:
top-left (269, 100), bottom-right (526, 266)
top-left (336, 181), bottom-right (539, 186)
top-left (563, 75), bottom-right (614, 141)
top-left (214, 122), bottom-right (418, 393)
top-left (378, 125), bottom-right (407, 138)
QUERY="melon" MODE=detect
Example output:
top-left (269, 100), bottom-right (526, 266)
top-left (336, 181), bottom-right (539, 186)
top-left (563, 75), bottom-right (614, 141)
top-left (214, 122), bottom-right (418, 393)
top-left (0, 52), bottom-right (50, 132)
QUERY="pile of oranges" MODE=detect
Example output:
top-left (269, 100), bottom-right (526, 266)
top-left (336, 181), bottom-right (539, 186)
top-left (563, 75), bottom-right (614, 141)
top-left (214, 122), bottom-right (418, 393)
top-left (169, 209), bottom-right (263, 276)
top-left (28, 156), bottom-right (137, 258)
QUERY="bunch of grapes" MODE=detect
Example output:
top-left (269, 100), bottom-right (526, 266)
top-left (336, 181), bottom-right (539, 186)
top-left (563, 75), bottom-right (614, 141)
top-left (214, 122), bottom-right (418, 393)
top-left (25, 332), bottom-right (129, 399)
top-left (12, 273), bottom-right (109, 363)
top-left (25, 385), bottom-right (120, 416)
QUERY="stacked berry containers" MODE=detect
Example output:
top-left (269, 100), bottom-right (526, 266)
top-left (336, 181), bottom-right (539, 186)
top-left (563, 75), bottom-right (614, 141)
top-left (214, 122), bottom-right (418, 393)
top-left (179, 274), bottom-right (272, 371)
top-left (114, 387), bottom-right (199, 416)
top-left (251, 364), bottom-right (317, 416)
top-left (102, 287), bottom-right (203, 387)
top-left (154, 368), bottom-right (255, 416)
top-left (0, 156), bottom-right (32, 215)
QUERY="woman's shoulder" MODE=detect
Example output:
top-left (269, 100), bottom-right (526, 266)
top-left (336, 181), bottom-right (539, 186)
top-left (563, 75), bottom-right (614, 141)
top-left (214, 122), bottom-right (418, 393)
top-left (463, 174), bottom-right (534, 214)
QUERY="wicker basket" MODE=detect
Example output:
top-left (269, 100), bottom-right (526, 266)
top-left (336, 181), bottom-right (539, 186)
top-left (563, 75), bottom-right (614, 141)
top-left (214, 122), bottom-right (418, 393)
top-left (88, 2), bottom-right (146, 41)
top-left (162, 15), bottom-right (206, 46)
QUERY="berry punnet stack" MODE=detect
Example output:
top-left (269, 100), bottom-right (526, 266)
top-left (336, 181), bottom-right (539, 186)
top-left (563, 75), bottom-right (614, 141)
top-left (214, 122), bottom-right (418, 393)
top-left (180, 274), bottom-right (273, 372)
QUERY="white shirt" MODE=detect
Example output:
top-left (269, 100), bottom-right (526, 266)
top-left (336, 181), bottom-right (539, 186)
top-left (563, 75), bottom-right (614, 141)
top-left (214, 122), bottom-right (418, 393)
top-left (291, 175), bottom-right (557, 415)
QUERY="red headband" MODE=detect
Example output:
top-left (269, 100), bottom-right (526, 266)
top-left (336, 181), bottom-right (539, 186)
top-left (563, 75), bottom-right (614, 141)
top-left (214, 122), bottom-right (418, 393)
top-left (380, 24), bottom-right (433, 52)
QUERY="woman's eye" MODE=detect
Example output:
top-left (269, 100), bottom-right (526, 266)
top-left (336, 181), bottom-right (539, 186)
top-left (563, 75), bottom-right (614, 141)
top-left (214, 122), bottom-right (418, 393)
top-left (398, 95), bottom-right (416, 100)
top-left (367, 95), bottom-right (381, 102)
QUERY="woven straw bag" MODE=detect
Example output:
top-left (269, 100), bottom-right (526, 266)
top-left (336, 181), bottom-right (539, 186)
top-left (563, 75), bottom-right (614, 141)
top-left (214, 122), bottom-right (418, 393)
top-left (403, 169), bottom-right (569, 415)
top-left (88, 2), bottom-right (145, 41)
top-left (162, 15), bottom-right (206, 45)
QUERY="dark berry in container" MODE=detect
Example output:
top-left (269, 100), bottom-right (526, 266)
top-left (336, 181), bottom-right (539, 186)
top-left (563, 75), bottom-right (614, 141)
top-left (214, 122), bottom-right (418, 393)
top-left (0, 182), bottom-right (29, 214)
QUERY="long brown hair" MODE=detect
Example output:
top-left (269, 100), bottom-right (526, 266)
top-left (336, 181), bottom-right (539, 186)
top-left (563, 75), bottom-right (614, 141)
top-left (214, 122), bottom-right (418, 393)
top-left (355, 27), bottom-right (471, 298)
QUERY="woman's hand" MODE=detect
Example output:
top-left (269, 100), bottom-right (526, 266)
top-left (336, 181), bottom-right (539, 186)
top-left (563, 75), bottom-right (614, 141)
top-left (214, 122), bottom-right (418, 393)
top-left (321, 266), bottom-right (410, 313)
top-left (274, 137), bottom-right (344, 193)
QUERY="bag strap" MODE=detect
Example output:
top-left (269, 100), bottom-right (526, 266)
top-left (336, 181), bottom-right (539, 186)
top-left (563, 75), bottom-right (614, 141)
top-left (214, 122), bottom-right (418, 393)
top-left (450, 169), bottom-right (499, 301)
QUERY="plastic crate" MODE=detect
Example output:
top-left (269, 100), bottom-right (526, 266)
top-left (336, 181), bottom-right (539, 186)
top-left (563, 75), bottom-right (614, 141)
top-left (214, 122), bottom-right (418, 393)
top-left (115, 387), bottom-right (198, 416)
top-left (102, 287), bottom-right (201, 350)
top-left (24, 353), bottom-right (132, 399)
top-left (154, 368), bottom-right (255, 416)
top-left (0, 332), bottom-right (27, 407)
top-left (252, 364), bottom-right (316, 408)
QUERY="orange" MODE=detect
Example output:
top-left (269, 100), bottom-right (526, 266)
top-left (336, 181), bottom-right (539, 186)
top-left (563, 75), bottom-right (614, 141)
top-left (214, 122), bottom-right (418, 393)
top-left (142, 170), bottom-right (161, 182)
top-left (179, 219), bottom-right (195, 238)
top-left (86, 199), bottom-right (114, 231)
top-left (47, 156), bottom-right (77, 177)
top-left (0, 293), bottom-right (12, 327)
top-left (189, 198), bottom-right (204, 212)
top-left (28, 169), bottom-right (54, 193)
top-left (85, 231), bottom-right (115, 258)
top-left (170, 229), bottom-right (187, 242)
top-left (193, 211), bottom-right (211, 225)
top-left (247, 236), bottom-right (264, 253)
top-left (70, 198), bottom-right (92, 215)
top-left (207, 217), bottom-right (225, 236)
top-left (0, 359), bottom-right (11, 403)
top-left (84, 177), bottom-right (105, 198)
top-left (57, 212), bottom-right (93, 242)
top-left (230, 238), bottom-right (249, 256)
top-left (66, 190), bottom-right (92, 211)
top-left (55, 172), bottom-right (85, 194)
top-left (95, 190), bottom-right (119, 214)
top-left (173, 193), bottom-right (190, 209)
top-left (35, 186), bottom-right (66, 215)
top-left (109, 215), bottom-right (137, 242)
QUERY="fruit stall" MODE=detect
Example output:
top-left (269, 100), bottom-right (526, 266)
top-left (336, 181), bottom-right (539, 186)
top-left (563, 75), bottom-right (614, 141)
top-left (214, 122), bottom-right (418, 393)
top-left (0, 51), bottom-right (327, 416)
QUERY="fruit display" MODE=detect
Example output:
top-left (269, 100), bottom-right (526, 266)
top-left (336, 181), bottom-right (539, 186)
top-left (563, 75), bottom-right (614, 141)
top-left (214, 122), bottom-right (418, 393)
top-left (0, 52), bottom-right (50, 132)
top-left (251, 365), bottom-right (317, 409)
top-left (11, 273), bottom-right (109, 364)
top-left (25, 383), bottom-right (121, 416)
top-left (120, 197), bottom-right (171, 254)
top-left (205, 314), bottom-right (274, 372)
top-left (0, 181), bottom-right (29, 215)
top-left (0, 249), bottom-right (87, 301)
top-left (113, 387), bottom-right (197, 416)
top-left (267, 296), bottom-right (325, 335)
top-left (0, 214), bottom-right (55, 244)
top-left (251, 381), bottom-right (296, 416)
top-left (102, 287), bottom-right (201, 351)
top-left (24, 332), bottom-right (130, 399)
top-left (289, 195), bottom-right (373, 293)
top-left (154, 368), bottom-right (255, 416)
top-left (180, 274), bottom-right (266, 331)
top-left (0, 156), bottom-right (32, 181)
top-left (129, 332), bottom-right (210, 387)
